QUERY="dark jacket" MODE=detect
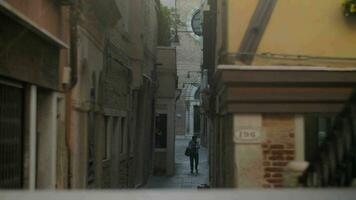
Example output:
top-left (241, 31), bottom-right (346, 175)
top-left (188, 140), bottom-right (200, 156)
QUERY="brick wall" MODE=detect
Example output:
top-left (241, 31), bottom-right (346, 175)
top-left (261, 115), bottom-right (296, 188)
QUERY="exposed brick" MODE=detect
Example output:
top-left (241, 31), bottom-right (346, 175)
top-left (265, 167), bottom-right (283, 172)
top-left (269, 156), bottom-right (284, 160)
top-left (283, 150), bottom-right (295, 155)
top-left (263, 161), bottom-right (271, 166)
top-left (270, 144), bottom-right (284, 149)
top-left (264, 173), bottom-right (271, 178)
top-left (262, 144), bottom-right (269, 149)
top-left (272, 150), bottom-right (294, 155)
top-left (273, 161), bottom-right (288, 167)
top-left (263, 150), bottom-right (270, 155)
top-left (286, 156), bottom-right (295, 160)
top-left (266, 178), bottom-right (283, 184)
top-left (289, 133), bottom-right (295, 138)
top-left (272, 173), bottom-right (283, 178)
top-left (263, 154), bottom-right (268, 160)
top-left (271, 150), bottom-right (284, 155)
top-left (286, 143), bottom-right (295, 149)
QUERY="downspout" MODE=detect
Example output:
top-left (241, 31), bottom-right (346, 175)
top-left (65, 0), bottom-right (79, 189)
top-left (69, 1), bottom-right (79, 89)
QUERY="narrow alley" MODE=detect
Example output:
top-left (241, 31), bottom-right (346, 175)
top-left (146, 137), bottom-right (209, 189)
top-left (2, 0), bottom-right (356, 197)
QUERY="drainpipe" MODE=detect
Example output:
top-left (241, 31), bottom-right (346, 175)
top-left (65, 0), bottom-right (79, 189)
top-left (69, 1), bottom-right (79, 89)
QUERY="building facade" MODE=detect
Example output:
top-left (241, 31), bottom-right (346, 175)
top-left (0, 0), bottom-right (70, 189)
top-left (0, 0), bottom-right (160, 190)
top-left (161, 0), bottom-right (204, 138)
top-left (203, 0), bottom-right (356, 188)
top-left (66, 0), bottom-right (160, 189)
top-left (153, 47), bottom-right (177, 176)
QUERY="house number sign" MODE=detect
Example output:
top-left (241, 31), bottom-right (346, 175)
top-left (234, 127), bottom-right (263, 144)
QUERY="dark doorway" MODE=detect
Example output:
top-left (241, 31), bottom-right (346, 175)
top-left (87, 88), bottom-right (96, 187)
top-left (193, 105), bottom-right (201, 135)
top-left (155, 114), bottom-right (167, 149)
top-left (0, 81), bottom-right (24, 189)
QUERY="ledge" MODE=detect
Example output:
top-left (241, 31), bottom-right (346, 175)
top-left (215, 65), bottom-right (356, 114)
top-left (218, 65), bottom-right (356, 71)
top-left (216, 65), bottom-right (356, 87)
top-left (0, 1), bottom-right (68, 48)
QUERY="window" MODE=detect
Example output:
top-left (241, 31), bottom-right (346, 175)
top-left (155, 113), bottom-right (167, 149)
top-left (103, 117), bottom-right (111, 161)
top-left (317, 117), bottom-right (329, 146)
top-left (304, 116), bottom-right (334, 161)
top-left (191, 9), bottom-right (202, 36)
top-left (120, 117), bottom-right (126, 154)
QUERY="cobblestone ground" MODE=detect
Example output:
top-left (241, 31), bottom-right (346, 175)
top-left (145, 137), bottom-right (209, 189)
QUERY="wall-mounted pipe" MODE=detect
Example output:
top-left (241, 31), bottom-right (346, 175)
top-left (65, 0), bottom-right (79, 189)
top-left (69, 1), bottom-right (79, 89)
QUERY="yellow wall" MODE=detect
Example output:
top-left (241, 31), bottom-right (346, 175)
top-left (226, 0), bottom-right (259, 53)
top-left (225, 0), bottom-right (356, 67)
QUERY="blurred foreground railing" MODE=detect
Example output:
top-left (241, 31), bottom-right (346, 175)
top-left (299, 93), bottom-right (356, 187)
top-left (0, 190), bottom-right (356, 200)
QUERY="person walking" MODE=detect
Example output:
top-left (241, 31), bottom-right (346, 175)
top-left (188, 136), bottom-right (200, 175)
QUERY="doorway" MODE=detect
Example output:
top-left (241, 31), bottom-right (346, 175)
top-left (0, 81), bottom-right (24, 189)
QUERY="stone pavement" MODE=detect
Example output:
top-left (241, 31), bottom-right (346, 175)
top-left (145, 138), bottom-right (209, 189)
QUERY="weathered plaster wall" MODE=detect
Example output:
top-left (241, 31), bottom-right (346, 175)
top-left (254, 0), bottom-right (356, 67)
top-left (5, 0), bottom-right (62, 39)
top-left (0, 12), bottom-right (60, 90)
top-left (156, 47), bottom-right (177, 98)
top-left (225, 0), bottom-right (259, 55)
top-left (233, 115), bottom-right (264, 188)
top-left (154, 47), bottom-right (177, 176)
top-left (223, 0), bottom-right (356, 67)
top-left (36, 90), bottom-right (58, 189)
top-left (155, 99), bottom-right (176, 176)
top-left (69, 25), bottom-right (105, 188)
